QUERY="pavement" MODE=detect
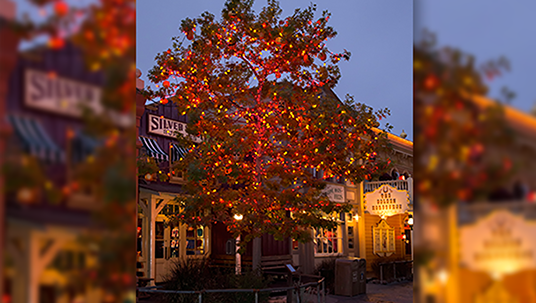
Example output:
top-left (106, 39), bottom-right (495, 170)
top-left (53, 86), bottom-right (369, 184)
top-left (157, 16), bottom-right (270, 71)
top-left (138, 281), bottom-right (413, 303)
top-left (325, 281), bottom-right (413, 303)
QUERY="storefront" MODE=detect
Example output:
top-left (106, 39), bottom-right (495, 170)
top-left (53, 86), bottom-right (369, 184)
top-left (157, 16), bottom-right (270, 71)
top-left (2, 42), bottom-right (132, 303)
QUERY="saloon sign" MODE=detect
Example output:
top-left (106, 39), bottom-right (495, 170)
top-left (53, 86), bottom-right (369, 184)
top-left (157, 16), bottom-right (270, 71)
top-left (148, 114), bottom-right (188, 138)
top-left (364, 184), bottom-right (409, 218)
top-left (460, 210), bottom-right (536, 278)
top-left (25, 69), bottom-right (103, 117)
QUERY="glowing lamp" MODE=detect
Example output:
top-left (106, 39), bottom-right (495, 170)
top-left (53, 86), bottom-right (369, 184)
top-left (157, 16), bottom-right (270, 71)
top-left (234, 214), bottom-right (243, 221)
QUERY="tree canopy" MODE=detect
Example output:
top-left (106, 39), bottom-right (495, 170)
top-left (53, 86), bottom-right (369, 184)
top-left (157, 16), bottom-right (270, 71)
top-left (143, 0), bottom-right (391, 244)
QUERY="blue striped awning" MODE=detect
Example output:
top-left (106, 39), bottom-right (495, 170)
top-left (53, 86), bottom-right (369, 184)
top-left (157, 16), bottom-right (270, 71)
top-left (73, 130), bottom-right (101, 162)
top-left (139, 136), bottom-right (168, 161)
top-left (7, 115), bottom-right (65, 163)
top-left (170, 143), bottom-right (188, 162)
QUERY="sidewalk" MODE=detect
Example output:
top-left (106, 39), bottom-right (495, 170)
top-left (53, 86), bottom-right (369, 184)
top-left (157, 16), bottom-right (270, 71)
top-left (325, 281), bottom-right (413, 303)
top-left (138, 281), bottom-right (413, 303)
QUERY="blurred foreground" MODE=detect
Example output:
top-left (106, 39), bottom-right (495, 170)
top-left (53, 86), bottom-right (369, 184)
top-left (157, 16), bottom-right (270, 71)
top-left (414, 32), bottom-right (536, 303)
top-left (1, 0), bottom-right (136, 302)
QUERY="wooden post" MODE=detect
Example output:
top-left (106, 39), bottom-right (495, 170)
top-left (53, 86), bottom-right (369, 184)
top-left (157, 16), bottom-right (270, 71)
top-left (136, 70), bottom-right (146, 286)
top-left (252, 237), bottom-right (261, 273)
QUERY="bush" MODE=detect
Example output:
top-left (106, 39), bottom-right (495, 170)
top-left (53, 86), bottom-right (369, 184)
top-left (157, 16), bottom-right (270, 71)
top-left (157, 258), bottom-right (272, 303)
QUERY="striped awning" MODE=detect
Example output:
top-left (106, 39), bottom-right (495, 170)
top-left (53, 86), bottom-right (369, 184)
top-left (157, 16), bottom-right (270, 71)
top-left (73, 130), bottom-right (101, 162)
top-left (139, 136), bottom-right (168, 161)
top-left (7, 115), bottom-right (64, 163)
top-left (170, 143), bottom-right (188, 162)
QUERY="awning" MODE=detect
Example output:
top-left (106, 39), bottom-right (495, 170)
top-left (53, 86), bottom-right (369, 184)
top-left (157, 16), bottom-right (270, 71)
top-left (73, 130), bottom-right (101, 162)
top-left (170, 143), bottom-right (188, 162)
top-left (7, 115), bottom-right (64, 163)
top-left (139, 136), bottom-right (168, 161)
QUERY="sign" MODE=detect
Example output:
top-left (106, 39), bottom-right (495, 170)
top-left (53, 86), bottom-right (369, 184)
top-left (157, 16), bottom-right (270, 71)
top-left (364, 184), bottom-right (409, 218)
top-left (460, 210), bottom-right (536, 278)
top-left (286, 264), bottom-right (296, 273)
top-left (148, 114), bottom-right (188, 138)
top-left (322, 184), bottom-right (345, 203)
top-left (25, 69), bottom-right (103, 117)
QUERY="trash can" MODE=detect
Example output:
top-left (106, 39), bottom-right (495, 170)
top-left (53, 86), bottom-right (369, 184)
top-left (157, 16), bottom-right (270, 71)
top-left (334, 257), bottom-right (366, 296)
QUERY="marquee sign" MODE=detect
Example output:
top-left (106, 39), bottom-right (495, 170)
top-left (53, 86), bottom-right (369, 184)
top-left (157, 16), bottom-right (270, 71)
top-left (364, 184), bottom-right (409, 218)
top-left (460, 210), bottom-right (536, 278)
top-left (25, 69), bottom-right (103, 117)
top-left (322, 184), bottom-right (345, 203)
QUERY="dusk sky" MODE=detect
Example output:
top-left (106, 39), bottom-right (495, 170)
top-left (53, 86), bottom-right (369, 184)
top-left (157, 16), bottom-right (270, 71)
top-left (136, 0), bottom-right (413, 140)
top-left (416, 0), bottom-right (536, 115)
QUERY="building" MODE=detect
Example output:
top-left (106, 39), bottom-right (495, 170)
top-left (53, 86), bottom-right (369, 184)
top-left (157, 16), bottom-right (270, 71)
top-left (2, 42), bottom-right (132, 303)
top-left (135, 71), bottom-right (414, 283)
top-left (416, 95), bottom-right (536, 303)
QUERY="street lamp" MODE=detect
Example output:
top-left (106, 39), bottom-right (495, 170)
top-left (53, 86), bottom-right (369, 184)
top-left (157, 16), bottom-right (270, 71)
top-left (234, 213), bottom-right (243, 275)
top-left (406, 214), bottom-right (414, 275)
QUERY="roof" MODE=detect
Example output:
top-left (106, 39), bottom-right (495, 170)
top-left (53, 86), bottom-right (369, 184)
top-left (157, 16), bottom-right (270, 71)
top-left (469, 94), bottom-right (536, 139)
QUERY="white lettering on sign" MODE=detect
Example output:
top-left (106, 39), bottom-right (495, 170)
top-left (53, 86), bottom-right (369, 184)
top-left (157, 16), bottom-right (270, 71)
top-left (460, 210), bottom-right (536, 278)
top-left (322, 184), bottom-right (345, 203)
top-left (25, 69), bottom-right (103, 117)
top-left (364, 184), bottom-right (409, 217)
top-left (148, 114), bottom-right (188, 138)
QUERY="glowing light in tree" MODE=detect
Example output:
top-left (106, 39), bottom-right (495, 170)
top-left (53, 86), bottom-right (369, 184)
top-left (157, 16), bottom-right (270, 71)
top-left (143, 0), bottom-right (392, 244)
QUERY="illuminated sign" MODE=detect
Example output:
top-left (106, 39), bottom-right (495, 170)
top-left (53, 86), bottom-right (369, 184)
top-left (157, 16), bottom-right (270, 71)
top-left (460, 210), bottom-right (536, 278)
top-left (364, 184), bottom-right (409, 218)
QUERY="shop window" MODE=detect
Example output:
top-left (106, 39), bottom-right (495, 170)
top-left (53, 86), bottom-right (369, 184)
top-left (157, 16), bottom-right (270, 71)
top-left (170, 226), bottom-right (180, 258)
top-left (314, 227), bottom-right (343, 255)
top-left (314, 214), bottom-right (345, 256)
top-left (155, 221), bottom-right (165, 259)
top-left (373, 220), bottom-right (395, 257)
top-left (348, 225), bottom-right (354, 249)
top-left (186, 226), bottom-right (207, 255)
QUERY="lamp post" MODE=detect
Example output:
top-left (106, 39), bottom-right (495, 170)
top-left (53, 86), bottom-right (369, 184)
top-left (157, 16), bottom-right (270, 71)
top-left (408, 215), bottom-right (414, 274)
top-left (233, 213), bottom-right (243, 275)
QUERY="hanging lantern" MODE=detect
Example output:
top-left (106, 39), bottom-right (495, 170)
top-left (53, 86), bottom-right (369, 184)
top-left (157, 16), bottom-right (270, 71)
top-left (160, 98), bottom-right (168, 105)
top-left (145, 173), bottom-right (154, 181)
top-left (318, 52), bottom-right (326, 61)
top-left (163, 80), bottom-right (170, 87)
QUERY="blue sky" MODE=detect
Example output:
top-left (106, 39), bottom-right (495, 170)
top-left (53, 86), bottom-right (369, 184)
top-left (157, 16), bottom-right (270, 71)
top-left (416, 0), bottom-right (536, 115)
top-left (136, 0), bottom-right (413, 140)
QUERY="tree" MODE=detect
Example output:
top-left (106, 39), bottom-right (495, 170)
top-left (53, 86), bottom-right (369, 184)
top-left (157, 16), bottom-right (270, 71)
top-left (414, 30), bottom-right (515, 207)
top-left (143, 0), bottom-right (391, 246)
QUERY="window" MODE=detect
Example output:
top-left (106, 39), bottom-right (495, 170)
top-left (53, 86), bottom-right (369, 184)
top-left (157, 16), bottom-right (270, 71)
top-left (314, 227), bottom-right (343, 255)
top-left (373, 220), bottom-right (395, 257)
top-left (155, 221), bottom-right (165, 259)
top-left (186, 226), bottom-right (207, 255)
top-left (314, 213), bottom-right (345, 256)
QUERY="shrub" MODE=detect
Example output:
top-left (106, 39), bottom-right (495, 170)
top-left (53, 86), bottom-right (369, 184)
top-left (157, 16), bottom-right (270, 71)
top-left (157, 258), bottom-right (271, 303)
